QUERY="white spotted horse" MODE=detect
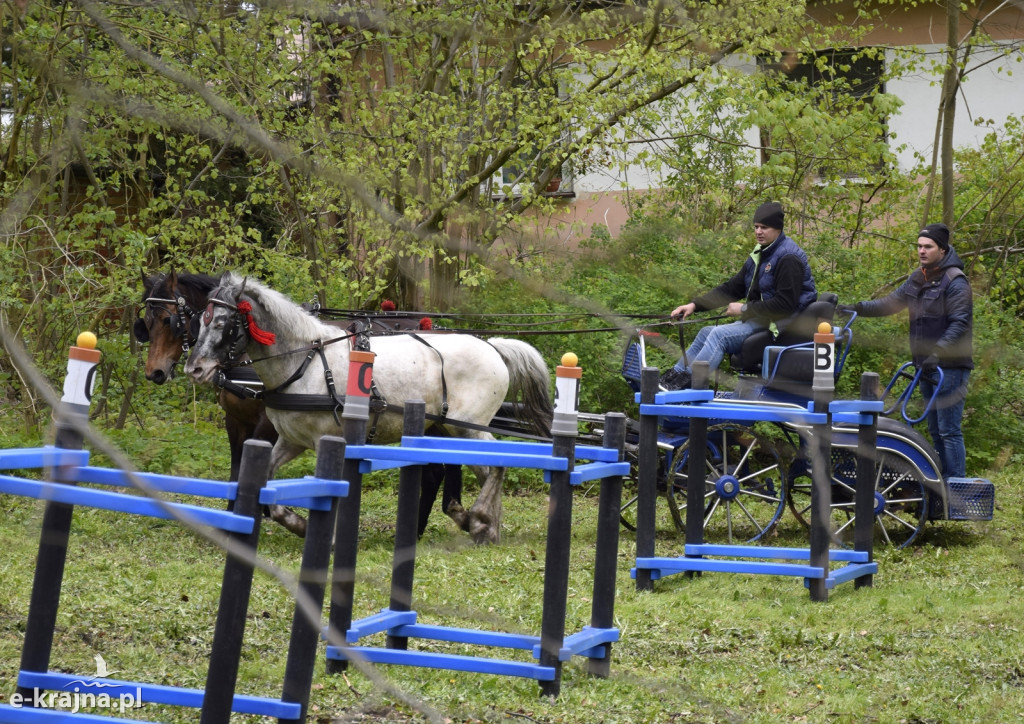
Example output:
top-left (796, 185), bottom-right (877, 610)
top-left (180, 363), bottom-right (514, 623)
top-left (135, 271), bottom-right (465, 536)
top-left (184, 272), bottom-right (554, 544)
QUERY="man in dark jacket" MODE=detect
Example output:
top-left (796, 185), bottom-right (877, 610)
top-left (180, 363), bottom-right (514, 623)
top-left (842, 223), bottom-right (973, 479)
top-left (661, 201), bottom-right (817, 389)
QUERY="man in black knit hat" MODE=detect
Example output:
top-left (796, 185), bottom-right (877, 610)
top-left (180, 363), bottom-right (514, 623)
top-left (840, 222), bottom-right (973, 479)
top-left (660, 201), bottom-right (817, 390)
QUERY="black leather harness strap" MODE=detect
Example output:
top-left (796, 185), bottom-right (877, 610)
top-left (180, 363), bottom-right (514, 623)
top-left (215, 370), bottom-right (263, 400)
top-left (407, 332), bottom-right (449, 419)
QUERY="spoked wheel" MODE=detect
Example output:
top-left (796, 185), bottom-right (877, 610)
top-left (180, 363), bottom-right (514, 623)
top-left (788, 447), bottom-right (929, 548)
top-left (665, 423), bottom-right (787, 543)
top-left (619, 468), bottom-right (686, 535)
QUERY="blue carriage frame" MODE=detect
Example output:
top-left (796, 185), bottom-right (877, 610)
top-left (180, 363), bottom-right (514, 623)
top-left (616, 309), bottom-right (993, 551)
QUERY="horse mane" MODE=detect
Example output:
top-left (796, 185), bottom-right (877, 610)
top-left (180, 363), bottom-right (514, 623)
top-left (217, 272), bottom-right (329, 343)
top-left (143, 271), bottom-right (220, 306)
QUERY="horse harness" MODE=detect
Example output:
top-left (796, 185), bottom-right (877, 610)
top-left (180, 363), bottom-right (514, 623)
top-left (206, 303), bottom-right (460, 440)
top-left (134, 284), bottom-right (203, 353)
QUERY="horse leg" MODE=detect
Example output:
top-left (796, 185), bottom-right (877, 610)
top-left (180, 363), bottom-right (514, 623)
top-left (266, 438), bottom-right (310, 538)
top-left (418, 463), bottom-right (444, 538)
top-left (442, 463), bottom-right (463, 517)
top-left (224, 411), bottom-right (249, 483)
top-left (415, 463), bottom-right (464, 537)
top-left (220, 391), bottom-right (278, 481)
top-left (416, 427), bottom-right (465, 537)
top-left (446, 464), bottom-right (503, 544)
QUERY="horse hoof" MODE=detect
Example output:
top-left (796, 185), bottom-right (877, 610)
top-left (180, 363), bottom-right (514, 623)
top-left (467, 515), bottom-right (499, 545)
top-left (270, 505), bottom-right (307, 537)
top-left (445, 503), bottom-right (468, 528)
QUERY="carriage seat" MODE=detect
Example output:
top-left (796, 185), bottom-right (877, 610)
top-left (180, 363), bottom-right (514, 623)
top-left (729, 292), bottom-right (839, 376)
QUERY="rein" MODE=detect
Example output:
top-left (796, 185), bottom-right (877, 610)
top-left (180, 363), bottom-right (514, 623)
top-left (421, 314), bottom-right (732, 337)
top-left (302, 307), bottom-right (712, 337)
top-left (204, 289), bottom-right (729, 441)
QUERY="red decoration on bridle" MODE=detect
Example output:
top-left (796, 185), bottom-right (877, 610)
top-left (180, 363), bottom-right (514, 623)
top-left (236, 301), bottom-right (276, 345)
top-left (381, 299), bottom-right (396, 311)
top-left (419, 317), bottom-right (432, 330)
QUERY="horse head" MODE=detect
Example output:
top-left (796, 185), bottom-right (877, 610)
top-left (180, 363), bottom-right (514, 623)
top-left (136, 269), bottom-right (208, 384)
top-left (136, 270), bottom-right (221, 384)
top-left (185, 272), bottom-right (267, 385)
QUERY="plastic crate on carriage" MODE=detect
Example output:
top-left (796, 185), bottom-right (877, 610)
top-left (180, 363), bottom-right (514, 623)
top-left (616, 293), bottom-right (993, 549)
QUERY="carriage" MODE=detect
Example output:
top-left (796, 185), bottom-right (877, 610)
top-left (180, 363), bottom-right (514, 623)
top-left (596, 295), bottom-right (994, 549)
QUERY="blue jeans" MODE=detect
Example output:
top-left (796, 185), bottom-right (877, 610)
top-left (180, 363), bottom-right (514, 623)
top-left (674, 320), bottom-right (761, 375)
top-left (918, 367), bottom-right (970, 479)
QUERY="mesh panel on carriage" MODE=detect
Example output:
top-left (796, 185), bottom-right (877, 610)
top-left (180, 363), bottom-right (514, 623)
top-left (620, 337), bottom-right (645, 393)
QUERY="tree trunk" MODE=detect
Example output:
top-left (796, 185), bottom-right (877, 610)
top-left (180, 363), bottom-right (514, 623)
top-left (939, 0), bottom-right (959, 226)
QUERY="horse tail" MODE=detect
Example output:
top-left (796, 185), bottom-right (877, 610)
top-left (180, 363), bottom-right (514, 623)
top-left (487, 338), bottom-right (554, 437)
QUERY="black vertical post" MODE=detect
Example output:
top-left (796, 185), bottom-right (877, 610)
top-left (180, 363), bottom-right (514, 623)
top-left (808, 405), bottom-right (832, 602)
top-left (200, 440), bottom-right (272, 724)
top-left (809, 327), bottom-right (836, 602)
top-left (326, 350), bottom-right (374, 674)
top-left (17, 416), bottom-right (83, 702)
top-left (539, 356), bottom-right (580, 698)
top-left (18, 337), bottom-right (100, 702)
top-left (854, 372), bottom-right (879, 589)
top-left (686, 362), bottom-right (710, 565)
top-left (280, 436), bottom-right (347, 724)
top-left (634, 366), bottom-right (659, 591)
top-left (387, 401), bottom-right (425, 650)
top-left (325, 435), bottom-right (363, 675)
top-left (588, 412), bottom-right (625, 678)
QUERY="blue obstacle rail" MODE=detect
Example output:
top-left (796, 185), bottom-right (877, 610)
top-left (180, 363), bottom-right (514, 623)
top-left (327, 432), bottom-right (629, 680)
top-left (323, 354), bottom-right (630, 698)
top-left (631, 352), bottom-right (883, 601)
top-left (0, 335), bottom-right (352, 724)
top-left (0, 439), bottom-right (352, 724)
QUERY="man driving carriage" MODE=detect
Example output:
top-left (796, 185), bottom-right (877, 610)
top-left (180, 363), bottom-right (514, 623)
top-left (660, 201), bottom-right (818, 390)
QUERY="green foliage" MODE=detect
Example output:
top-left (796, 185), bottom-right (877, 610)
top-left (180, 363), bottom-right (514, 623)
top-left (949, 115), bottom-right (1024, 312)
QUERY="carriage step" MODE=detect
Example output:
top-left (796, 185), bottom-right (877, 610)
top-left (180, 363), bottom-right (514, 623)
top-left (937, 477), bottom-right (995, 521)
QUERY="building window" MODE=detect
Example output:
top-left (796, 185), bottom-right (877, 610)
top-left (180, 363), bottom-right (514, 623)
top-left (760, 47), bottom-right (887, 177)
top-left (786, 47), bottom-right (884, 101)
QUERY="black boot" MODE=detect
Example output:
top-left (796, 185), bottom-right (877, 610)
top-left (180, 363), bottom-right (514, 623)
top-left (659, 368), bottom-right (692, 391)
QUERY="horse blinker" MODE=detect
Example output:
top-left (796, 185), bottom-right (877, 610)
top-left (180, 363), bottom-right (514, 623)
top-left (133, 318), bottom-right (150, 343)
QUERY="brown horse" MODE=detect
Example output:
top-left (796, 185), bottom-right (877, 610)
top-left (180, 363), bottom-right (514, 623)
top-left (135, 271), bottom-right (460, 536)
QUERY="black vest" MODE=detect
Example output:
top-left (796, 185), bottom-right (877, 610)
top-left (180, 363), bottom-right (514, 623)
top-left (906, 266), bottom-right (972, 368)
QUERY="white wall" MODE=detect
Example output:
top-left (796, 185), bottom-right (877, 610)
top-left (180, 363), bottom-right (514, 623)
top-left (886, 41), bottom-right (1024, 170)
top-left (570, 42), bottom-right (1024, 196)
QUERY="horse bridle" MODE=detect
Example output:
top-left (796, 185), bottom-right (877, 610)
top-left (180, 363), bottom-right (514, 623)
top-left (201, 292), bottom-right (252, 365)
top-left (133, 289), bottom-right (201, 352)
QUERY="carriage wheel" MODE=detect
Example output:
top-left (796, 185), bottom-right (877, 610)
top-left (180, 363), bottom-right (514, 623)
top-left (664, 424), bottom-right (787, 544)
top-left (618, 467), bottom-right (684, 535)
top-left (787, 448), bottom-right (928, 548)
